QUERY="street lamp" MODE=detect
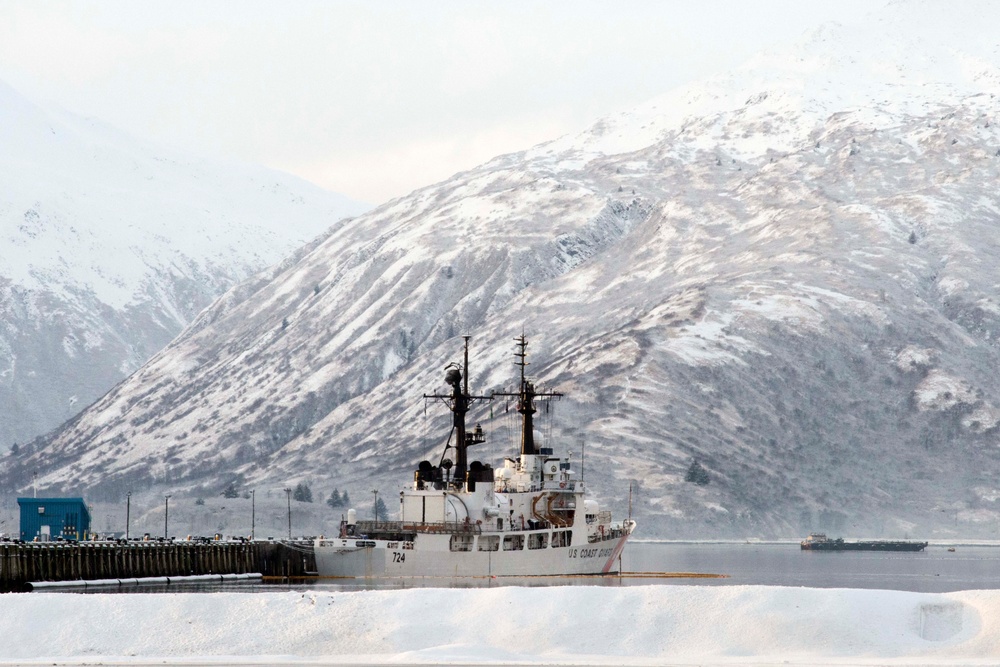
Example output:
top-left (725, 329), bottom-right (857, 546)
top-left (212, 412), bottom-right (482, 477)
top-left (372, 489), bottom-right (379, 525)
top-left (251, 489), bottom-right (255, 540)
top-left (284, 488), bottom-right (292, 539)
top-left (164, 494), bottom-right (171, 539)
top-left (126, 491), bottom-right (131, 540)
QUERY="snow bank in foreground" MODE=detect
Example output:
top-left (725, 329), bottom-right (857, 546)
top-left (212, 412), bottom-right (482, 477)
top-left (1, 585), bottom-right (999, 665)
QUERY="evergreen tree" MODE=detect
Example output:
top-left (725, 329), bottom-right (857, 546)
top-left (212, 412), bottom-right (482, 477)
top-left (684, 460), bottom-right (710, 486)
top-left (374, 496), bottom-right (389, 521)
top-left (293, 482), bottom-right (313, 503)
top-left (326, 488), bottom-right (342, 508)
top-left (341, 490), bottom-right (350, 507)
top-left (222, 482), bottom-right (239, 498)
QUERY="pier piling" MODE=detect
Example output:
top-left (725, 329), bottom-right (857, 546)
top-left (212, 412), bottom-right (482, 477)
top-left (0, 540), bottom-right (315, 592)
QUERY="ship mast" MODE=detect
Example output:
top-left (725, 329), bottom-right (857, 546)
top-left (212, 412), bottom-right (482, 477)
top-left (424, 336), bottom-right (488, 487)
top-left (495, 335), bottom-right (562, 456)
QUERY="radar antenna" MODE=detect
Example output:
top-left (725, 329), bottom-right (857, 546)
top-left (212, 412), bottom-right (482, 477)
top-left (423, 336), bottom-right (490, 487)
top-left (492, 334), bottom-right (562, 456)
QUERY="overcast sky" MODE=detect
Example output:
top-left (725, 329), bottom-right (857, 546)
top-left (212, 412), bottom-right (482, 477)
top-left (0, 1), bottom-right (876, 206)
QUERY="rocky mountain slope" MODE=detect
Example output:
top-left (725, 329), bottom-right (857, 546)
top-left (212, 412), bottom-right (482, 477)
top-left (0, 81), bottom-right (368, 450)
top-left (10, 1), bottom-right (1000, 538)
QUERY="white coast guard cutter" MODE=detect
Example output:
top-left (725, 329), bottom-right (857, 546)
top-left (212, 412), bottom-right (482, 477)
top-left (314, 336), bottom-right (635, 578)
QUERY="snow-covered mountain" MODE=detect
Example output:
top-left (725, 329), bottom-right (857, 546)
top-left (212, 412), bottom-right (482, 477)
top-left (12, 1), bottom-right (1000, 538)
top-left (0, 81), bottom-right (369, 450)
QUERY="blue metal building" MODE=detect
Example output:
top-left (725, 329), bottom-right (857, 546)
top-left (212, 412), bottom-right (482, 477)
top-left (17, 497), bottom-right (91, 541)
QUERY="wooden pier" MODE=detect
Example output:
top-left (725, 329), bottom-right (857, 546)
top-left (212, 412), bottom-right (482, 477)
top-left (0, 540), bottom-right (315, 592)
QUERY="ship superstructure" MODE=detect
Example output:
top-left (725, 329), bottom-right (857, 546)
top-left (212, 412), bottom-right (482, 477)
top-left (314, 336), bottom-right (635, 578)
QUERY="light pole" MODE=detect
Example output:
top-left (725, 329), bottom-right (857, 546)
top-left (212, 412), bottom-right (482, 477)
top-left (284, 488), bottom-right (291, 539)
top-left (164, 494), bottom-right (171, 539)
top-left (372, 489), bottom-right (379, 525)
top-left (126, 492), bottom-right (131, 540)
top-left (251, 489), bottom-right (255, 540)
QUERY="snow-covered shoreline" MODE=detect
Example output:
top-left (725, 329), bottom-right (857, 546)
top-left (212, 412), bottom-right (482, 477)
top-left (2, 585), bottom-right (999, 665)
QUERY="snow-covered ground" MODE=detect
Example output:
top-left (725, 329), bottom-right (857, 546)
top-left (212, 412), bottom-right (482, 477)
top-left (1, 585), bottom-right (999, 665)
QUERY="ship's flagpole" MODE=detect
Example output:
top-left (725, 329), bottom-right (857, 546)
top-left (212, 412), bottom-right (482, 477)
top-left (620, 481), bottom-right (633, 578)
top-left (628, 482), bottom-right (633, 522)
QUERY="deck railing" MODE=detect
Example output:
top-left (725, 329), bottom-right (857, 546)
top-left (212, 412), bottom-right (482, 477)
top-left (352, 520), bottom-right (482, 536)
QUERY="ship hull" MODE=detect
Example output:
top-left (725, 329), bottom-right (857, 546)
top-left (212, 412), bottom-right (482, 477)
top-left (315, 530), bottom-right (631, 578)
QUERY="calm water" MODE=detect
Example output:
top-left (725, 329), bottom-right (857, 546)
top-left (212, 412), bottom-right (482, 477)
top-left (623, 541), bottom-right (1000, 592)
top-left (63, 541), bottom-right (1000, 594)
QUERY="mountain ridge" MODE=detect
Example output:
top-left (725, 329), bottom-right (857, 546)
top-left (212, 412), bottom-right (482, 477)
top-left (0, 80), bottom-right (369, 449)
top-left (10, 2), bottom-right (1000, 538)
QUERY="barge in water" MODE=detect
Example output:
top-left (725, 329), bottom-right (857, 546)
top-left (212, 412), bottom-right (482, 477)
top-left (800, 533), bottom-right (928, 552)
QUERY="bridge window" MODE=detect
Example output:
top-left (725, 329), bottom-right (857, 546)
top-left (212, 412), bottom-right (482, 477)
top-left (449, 534), bottom-right (473, 552)
top-left (551, 530), bottom-right (572, 548)
top-left (502, 534), bottom-right (524, 551)
top-left (527, 532), bottom-right (548, 550)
